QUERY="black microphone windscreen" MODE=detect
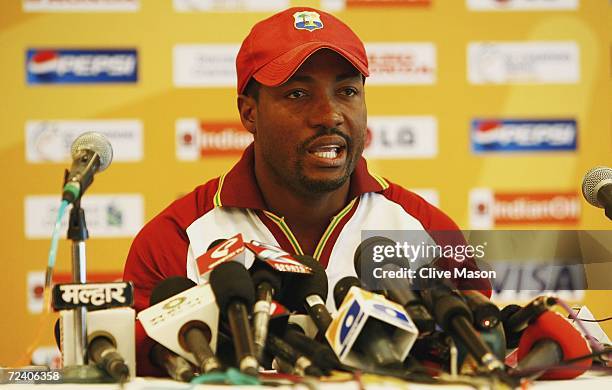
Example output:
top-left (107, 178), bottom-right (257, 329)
top-left (250, 262), bottom-right (282, 296)
top-left (501, 304), bottom-right (523, 348)
top-left (150, 276), bottom-right (196, 305)
top-left (433, 294), bottom-right (473, 330)
top-left (353, 236), bottom-right (397, 280)
top-left (209, 261), bottom-right (255, 312)
top-left (500, 304), bottom-right (522, 322)
top-left (333, 276), bottom-right (361, 309)
top-left (282, 255), bottom-right (328, 312)
top-left (207, 238), bottom-right (227, 251)
top-left (54, 318), bottom-right (61, 350)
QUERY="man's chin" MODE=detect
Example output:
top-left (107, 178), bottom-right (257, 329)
top-left (300, 174), bottom-right (350, 194)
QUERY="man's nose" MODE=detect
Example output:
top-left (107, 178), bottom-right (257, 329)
top-left (307, 94), bottom-right (344, 130)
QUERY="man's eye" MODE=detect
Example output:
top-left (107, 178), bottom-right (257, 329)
top-left (287, 90), bottom-right (307, 99)
top-left (341, 87), bottom-right (358, 96)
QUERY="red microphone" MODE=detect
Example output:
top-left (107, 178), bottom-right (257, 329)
top-left (515, 310), bottom-right (592, 380)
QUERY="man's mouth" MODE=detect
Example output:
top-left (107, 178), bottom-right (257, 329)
top-left (303, 135), bottom-right (349, 168)
top-left (310, 145), bottom-right (344, 160)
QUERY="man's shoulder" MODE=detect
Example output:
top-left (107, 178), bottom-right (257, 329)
top-left (376, 179), bottom-right (460, 231)
top-left (139, 176), bottom-right (221, 238)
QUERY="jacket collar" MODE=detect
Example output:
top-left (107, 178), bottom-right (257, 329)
top-left (216, 143), bottom-right (387, 210)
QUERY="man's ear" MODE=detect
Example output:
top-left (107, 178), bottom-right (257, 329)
top-left (237, 94), bottom-right (257, 135)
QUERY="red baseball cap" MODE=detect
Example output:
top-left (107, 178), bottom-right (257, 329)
top-left (236, 7), bottom-right (369, 94)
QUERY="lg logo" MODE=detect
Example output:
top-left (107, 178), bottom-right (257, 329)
top-left (379, 126), bottom-right (415, 147)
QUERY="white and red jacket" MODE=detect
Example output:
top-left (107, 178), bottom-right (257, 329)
top-left (123, 144), bottom-right (490, 376)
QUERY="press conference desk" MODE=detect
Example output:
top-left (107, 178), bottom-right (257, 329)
top-left (3, 373), bottom-right (612, 390)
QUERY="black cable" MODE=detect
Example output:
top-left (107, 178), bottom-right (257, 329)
top-left (562, 348), bottom-right (612, 366)
top-left (576, 316), bottom-right (612, 323)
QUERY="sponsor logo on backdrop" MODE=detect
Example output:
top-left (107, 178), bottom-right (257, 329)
top-left (489, 262), bottom-right (585, 303)
top-left (365, 43), bottom-right (436, 85)
top-left (23, 0), bottom-right (140, 12)
top-left (27, 271), bottom-right (46, 314)
top-left (25, 120), bottom-right (143, 163)
top-left (467, 42), bottom-right (579, 84)
top-left (24, 195), bottom-right (144, 239)
top-left (26, 49), bottom-right (138, 84)
top-left (470, 189), bottom-right (580, 228)
top-left (173, 0), bottom-right (288, 11)
top-left (471, 119), bottom-right (577, 153)
top-left (364, 116), bottom-right (437, 158)
top-left (173, 44), bottom-right (239, 87)
top-left (467, 0), bottom-right (578, 11)
top-left (27, 271), bottom-right (124, 314)
top-left (321, 0), bottom-right (430, 11)
top-left (176, 118), bottom-right (252, 160)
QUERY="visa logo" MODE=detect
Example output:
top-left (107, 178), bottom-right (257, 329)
top-left (471, 119), bottom-right (577, 152)
top-left (26, 49), bottom-right (138, 84)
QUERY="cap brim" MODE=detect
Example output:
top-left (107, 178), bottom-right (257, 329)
top-left (252, 42), bottom-right (369, 88)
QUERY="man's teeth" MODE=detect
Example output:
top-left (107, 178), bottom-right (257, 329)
top-left (313, 149), bottom-right (338, 159)
top-left (313, 148), bottom-right (338, 159)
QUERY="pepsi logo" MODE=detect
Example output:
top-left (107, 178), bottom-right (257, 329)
top-left (28, 50), bottom-right (59, 75)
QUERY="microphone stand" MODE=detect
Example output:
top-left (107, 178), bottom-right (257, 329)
top-left (61, 190), bottom-right (107, 382)
top-left (68, 199), bottom-right (88, 366)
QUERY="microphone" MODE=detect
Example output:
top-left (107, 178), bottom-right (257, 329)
top-left (58, 307), bottom-right (135, 380)
top-left (500, 304), bottom-right (522, 348)
top-left (250, 261), bottom-right (283, 363)
top-left (243, 240), bottom-right (315, 362)
top-left (266, 333), bottom-right (323, 377)
top-left (87, 333), bottom-right (130, 382)
top-left (197, 234), bottom-right (248, 277)
top-left (281, 255), bottom-right (332, 333)
top-left (209, 261), bottom-right (259, 376)
top-left (62, 132), bottom-right (113, 204)
top-left (413, 266), bottom-right (506, 374)
top-left (149, 276), bottom-right (222, 374)
top-left (502, 295), bottom-right (558, 348)
top-left (461, 290), bottom-right (500, 330)
top-left (331, 276), bottom-right (403, 368)
top-left (410, 331), bottom-right (454, 372)
top-left (354, 236), bottom-right (435, 336)
top-left (582, 166), bottom-right (612, 220)
top-left (333, 276), bottom-right (360, 309)
top-left (282, 323), bottom-right (341, 373)
top-left (150, 343), bottom-right (195, 382)
top-left (149, 276), bottom-right (196, 305)
top-left (455, 322), bottom-right (507, 370)
top-left (208, 238), bottom-right (226, 249)
top-left (514, 310), bottom-right (592, 380)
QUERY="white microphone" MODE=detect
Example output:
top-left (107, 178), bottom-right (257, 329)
top-left (59, 307), bottom-right (135, 380)
top-left (138, 279), bottom-right (221, 374)
top-left (582, 166), bottom-right (612, 220)
top-left (62, 132), bottom-right (113, 204)
top-left (326, 277), bottom-right (419, 369)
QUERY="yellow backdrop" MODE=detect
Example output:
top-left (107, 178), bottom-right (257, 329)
top-left (1, 0), bottom-right (610, 366)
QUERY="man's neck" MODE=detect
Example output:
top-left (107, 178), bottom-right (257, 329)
top-left (254, 161), bottom-right (351, 254)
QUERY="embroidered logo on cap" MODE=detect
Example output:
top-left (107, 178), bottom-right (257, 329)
top-left (293, 11), bottom-right (323, 31)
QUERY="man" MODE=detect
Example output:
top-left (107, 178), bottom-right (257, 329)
top-left (124, 7), bottom-right (488, 376)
